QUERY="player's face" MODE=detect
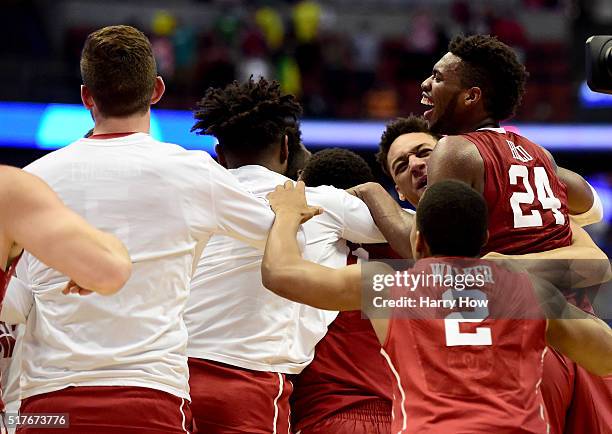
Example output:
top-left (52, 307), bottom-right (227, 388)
top-left (421, 53), bottom-right (466, 134)
top-left (386, 132), bottom-right (437, 206)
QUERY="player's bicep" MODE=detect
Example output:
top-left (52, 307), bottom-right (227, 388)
top-left (556, 167), bottom-right (594, 215)
top-left (427, 136), bottom-right (480, 190)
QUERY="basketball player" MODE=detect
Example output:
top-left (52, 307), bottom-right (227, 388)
top-left (12, 26), bottom-right (308, 433)
top-left (261, 179), bottom-right (612, 433)
top-left (291, 148), bottom-right (393, 434)
top-left (421, 35), bottom-right (611, 434)
top-left (185, 78), bottom-right (386, 433)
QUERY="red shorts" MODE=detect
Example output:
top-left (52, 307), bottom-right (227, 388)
top-left (16, 386), bottom-right (194, 434)
top-left (188, 358), bottom-right (292, 434)
top-left (295, 400), bottom-right (391, 434)
top-left (565, 369), bottom-right (612, 434)
top-left (541, 348), bottom-right (575, 434)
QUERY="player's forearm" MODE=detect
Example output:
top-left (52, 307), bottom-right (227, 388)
top-left (547, 308), bottom-right (612, 376)
top-left (351, 183), bottom-right (414, 258)
top-left (557, 167), bottom-right (594, 215)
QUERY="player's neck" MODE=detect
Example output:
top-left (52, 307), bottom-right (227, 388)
top-left (468, 117), bottom-right (499, 133)
top-left (92, 111), bottom-right (151, 136)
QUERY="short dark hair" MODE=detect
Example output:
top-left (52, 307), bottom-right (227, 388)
top-left (449, 34), bottom-right (528, 122)
top-left (416, 180), bottom-right (487, 257)
top-left (192, 77), bottom-right (302, 159)
top-left (80, 25), bottom-right (157, 117)
top-left (376, 115), bottom-right (437, 177)
top-left (300, 148), bottom-right (375, 189)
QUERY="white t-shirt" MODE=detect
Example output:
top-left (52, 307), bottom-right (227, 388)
top-left (17, 133), bottom-right (276, 400)
top-left (185, 165), bottom-right (386, 373)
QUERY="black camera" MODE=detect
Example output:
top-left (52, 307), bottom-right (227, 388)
top-left (586, 36), bottom-right (612, 94)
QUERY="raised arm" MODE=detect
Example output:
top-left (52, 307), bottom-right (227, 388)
top-left (1, 167), bottom-right (131, 295)
top-left (261, 181), bottom-right (362, 311)
top-left (347, 182), bottom-right (414, 258)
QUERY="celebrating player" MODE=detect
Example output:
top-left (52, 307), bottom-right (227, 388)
top-left (291, 148), bottom-right (393, 434)
top-left (261, 179), bottom-right (612, 433)
top-left (185, 78), bottom-right (385, 433)
top-left (8, 25), bottom-right (305, 433)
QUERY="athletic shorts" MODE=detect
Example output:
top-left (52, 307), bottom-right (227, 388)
top-left (541, 347), bottom-right (575, 434)
top-left (294, 400), bottom-right (391, 434)
top-left (564, 368), bottom-right (612, 434)
top-left (16, 386), bottom-right (194, 434)
top-left (188, 358), bottom-right (292, 434)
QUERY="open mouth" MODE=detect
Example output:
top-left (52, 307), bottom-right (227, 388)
top-left (415, 175), bottom-right (428, 190)
top-left (421, 94), bottom-right (434, 119)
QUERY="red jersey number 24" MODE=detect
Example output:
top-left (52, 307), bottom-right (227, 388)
top-left (509, 165), bottom-right (565, 228)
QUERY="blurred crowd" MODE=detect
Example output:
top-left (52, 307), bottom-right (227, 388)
top-left (0, 0), bottom-right (596, 122)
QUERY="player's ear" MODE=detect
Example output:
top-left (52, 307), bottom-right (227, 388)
top-left (415, 230), bottom-right (429, 258)
top-left (280, 135), bottom-right (289, 164)
top-left (395, 185), bottom-right (406, 201)
top-left (81, 85), bottom-right (95, 110)
top-left (482, 229), bottom-right (489, 248)
top-left (150, 76), bottom-right (166, 105)
top-left (215, 145), bottom-right (227, 168)
top-left (464, 86), bottom-right (482, 107)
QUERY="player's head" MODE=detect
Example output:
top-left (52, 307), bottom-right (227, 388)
top-left (192, 77), bottom-right (303, 176)
top-left (412, 180), bottom-right (488, 259)
top-left (421, 34), bottom-right (528, 134)
top-left (80, 25), bottom-right (163, 119)
top-left (377, 116), bottom-right (440, 206)
top-left (300, 148), bottom-right (375, 189)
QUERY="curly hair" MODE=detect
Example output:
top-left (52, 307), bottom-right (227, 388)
top-left (449, 34), bottom-right (528, 122)
top-left (376, 115), bottom-right (437, 177)
top-left (300, 148), bottom-right (375, 190)
top-left (192, 77), bottom-right (303, 156)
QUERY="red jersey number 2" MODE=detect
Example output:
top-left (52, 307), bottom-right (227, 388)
top-left (509, 165), bottom-right (565, 228)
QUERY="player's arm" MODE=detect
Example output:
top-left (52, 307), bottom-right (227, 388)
top-left (261, 181), bottom-right (362, 311)
top-left (347, 182), bottom-right (414, 258)
top-left (426, 136), bottom-right (484, 192)
top-left (484, 222), bottom-right (611, 288)
top-left (542, 148), bottom-right (599, 218)
top-left (1, 167), bottom-right (131, 295)
top-left (546, 304), bottom-right (612, 376)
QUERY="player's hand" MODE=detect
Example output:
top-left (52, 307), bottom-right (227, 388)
top-left (62, 280), bottom-right (94, 296)
top-left (267, 181), bottom-right (323, 224)
top-left (346, 182), bottom-right (380, 199)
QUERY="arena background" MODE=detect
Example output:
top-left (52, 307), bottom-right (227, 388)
top-left (1, 0), bottom-right (611, 254)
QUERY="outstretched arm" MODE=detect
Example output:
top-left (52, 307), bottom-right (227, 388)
top-left (484, 222), bottom-right (611, 288)
top-left (347, 182), bottom-right (414, 258)
top-left (261, 181), bottom-right (362, 311)
top-left (1, 167), bottom-right (132, 295)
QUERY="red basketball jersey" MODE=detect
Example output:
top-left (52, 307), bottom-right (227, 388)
top-left (462, 128), bottom-right (572, 255)
top-left (0, 255), bottom-right (19, 305)
top-left (290, 243), bottom-right (397, 431)
top-left (383, 257), bottom-right (548, 434)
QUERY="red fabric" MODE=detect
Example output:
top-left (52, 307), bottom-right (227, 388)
top-left (294, 400), bottom-right (391, 434)
top-left (188, 358), bottom-right (292, 434)
top-left (565, 368), bottom-right (612, 434)
top-left (88, 132), bottom-right (137, 139)
top-left (462, 130), bottom-right (571, 255)
top-left (540, 348), bottom-right (575, 434)
top-left (291, 244), bottom-right (394, 432)
top-left (383, 257), bottom-right (548, 433)
top-left (0, 255), bottom-right (20, 305)
top-left (17, 386), bottom-right (194, 433)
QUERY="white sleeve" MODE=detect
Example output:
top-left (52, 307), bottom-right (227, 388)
top-left (570, 183), bottom-right (604, 227)
top-left (339, 190), bottom-right (387, 244)
top-left (0, 260), bottom-right (33, 325)
top-left (187, 153), bottom-right (275, 249)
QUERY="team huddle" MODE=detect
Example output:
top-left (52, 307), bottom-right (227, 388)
top-left (0, 24), bottom-right (611, 434)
